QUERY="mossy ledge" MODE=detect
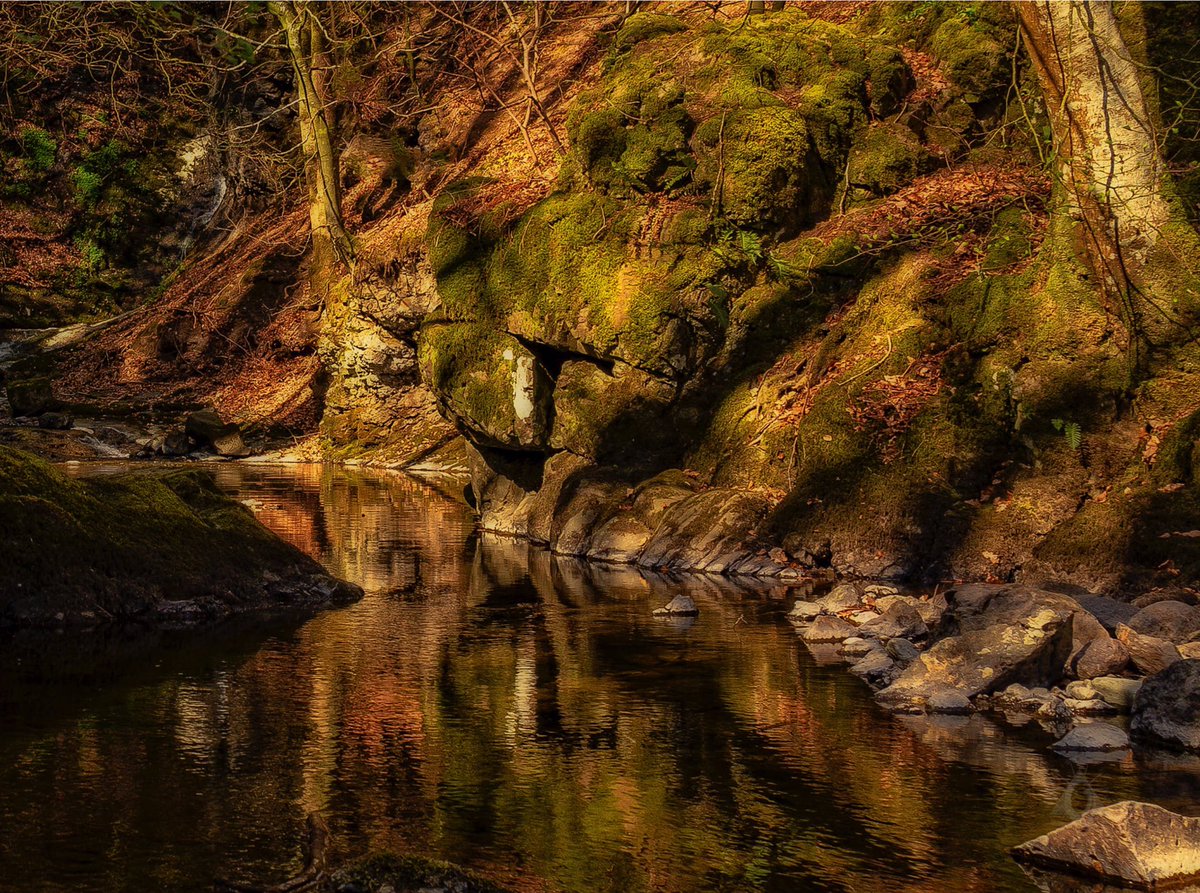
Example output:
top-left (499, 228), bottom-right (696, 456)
top-left (0, 446), bottom-right (361, 629)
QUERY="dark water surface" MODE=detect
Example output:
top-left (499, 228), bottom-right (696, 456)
top-left (3, 463), bottom-right (1200, 892)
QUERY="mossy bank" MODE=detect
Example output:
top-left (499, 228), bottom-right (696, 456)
top-left (0, 446), bottom-right (361, 628)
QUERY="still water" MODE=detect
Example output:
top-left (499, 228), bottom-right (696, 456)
top-left (2, 463), bottom-right (1199, 892)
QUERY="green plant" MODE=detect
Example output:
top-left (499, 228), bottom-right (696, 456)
top-left (20, 127), bottom-right (56, 173)
top-left (1051, 418), bottom-right (1083, 450)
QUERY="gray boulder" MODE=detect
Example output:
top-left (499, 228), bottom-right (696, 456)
top-left (816, 583), bottom-right (861, 614)
top-left (886, 637), bottom-right (920, 662)
top-left (1071, 635), bottom-right (1130, 679)
top-left (877, 587), bottom-right (1074, 712)
top-left (1117, 623), bottom-right (1181, 675)
top-left (849, 650), bottom-right (895, 686)
top-left (1128, 600), bottom-right (1200, 644)
top-left (1071, 593), bottom-right (1138, 634)
top-left (858, 600), bottom-right (927, 640)
top-left (1131, 659), bottom-right (1200, 750)
top-left (1012, 801), bottom-right (1200, 888)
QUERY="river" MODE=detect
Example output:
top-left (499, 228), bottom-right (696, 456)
top-left (1, 463), bottom-right (1197, 892)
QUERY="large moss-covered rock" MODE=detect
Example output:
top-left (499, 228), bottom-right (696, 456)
top-left (0, 446), bottom-right (360, 627)
top-left (418, 321), bottom-right (553, 450)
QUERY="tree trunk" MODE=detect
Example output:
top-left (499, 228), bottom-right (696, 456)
top-left (1017, 0), bottom-right (1170, 371)
top-left (270, 0), bottom-right (354, 285)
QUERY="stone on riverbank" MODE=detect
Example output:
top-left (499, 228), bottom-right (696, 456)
top-left (799, 614), bottom-right (858, 644)
top-left (1090, 676), bottom-right (1142, 713)
top-left (1127, 600), bottom-right (1200, 644)
top-left (876, 587), bottom-right (1074, 712)
top-left (1116, 623), bottom-right (1181, 675)
top-left (653, 594), bottom-right (698, 617)
top-left (1131, 660), bottom-right (1200, 751)
top-left (1012, 801), bottom-right (1200, 888)
top-left (1051, 724), bottom-right (1130, 753)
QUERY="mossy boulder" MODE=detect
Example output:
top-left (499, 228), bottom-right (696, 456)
top-left (418, 321), bottom-right (553, 450)
top-left (0, 446), bottom-right (361, 628)
top-left (550, 359), bottom-right (679, 464)
top-left (846, 122), bottom-right (933, 196)
top-left (5, 376), bottom-right (55, 417)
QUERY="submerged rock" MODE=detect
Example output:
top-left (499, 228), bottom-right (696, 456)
top-left (1012, 801), bottom-right (1200, 888)
top-left (1131, 660), bottom-right (1200, 751)
top-left (653, 594), bottom-right (698, 617)
top-left (1051, 724), bottom-right (1130, 753)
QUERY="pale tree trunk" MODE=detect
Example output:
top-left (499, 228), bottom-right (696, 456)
top-left (1017, 0), bottom-right (1171, 371)
top-left (270, 0), bottom-right (354, 286)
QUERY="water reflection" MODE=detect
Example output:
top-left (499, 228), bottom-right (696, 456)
top-left (1, 464), bottom-right (1198, 893)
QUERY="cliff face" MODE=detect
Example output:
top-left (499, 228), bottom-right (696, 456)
top-left (405, 4), bottom-right (1200, 595)
top-left (5, 3), bottom-right (1200, 594)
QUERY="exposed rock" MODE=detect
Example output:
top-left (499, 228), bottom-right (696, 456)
top-left (585, 470), bottom-right (693, 562)
top-left (637, 489), bottom-right (769, 573)
top-left (849, 609), bottom-right (881, 625)
top-left (864, 583), bottom-right (901, 598)
top-left (877, 587), bottom-right (1074, 711)
top-left (184, 409), bottom-right (251, 457)
top-left (886, 637), bottom-right (920, 662)
top-left (1050, 724), bottom-right (1130, 752)
top-left (1182, 642), bottom-right (1200, 660)
top-left (1064, 680), bottom-right (1097, 701)
top-left (652, 594), bottom-right (698, 617)
top-left (1062, 697), bottom-right (1117, 715)
top-left (1012, 801), bottom-right (1200, 888)
top-left (857, 600), bottom-right (927, 640)
top-left (1127, 600), bottom-right (1200, 644)
top-left (1090, 676), bottom-right (1142, 713)
top-left (1131, 660), bottom-right (1200, 750)
top-left (788, 599), bottom-right (821, 621)
top-left (1070, 635), bottom-right (1130, 680)
top-left (849, 650), bottom-right (895, 685)
top-left (1116, 623), bottom-right (1182, 675)
top-left (839, 636), bottom-right (877, 659)
top-left (799, 614), bottom-right (858, 644)
top-left (37, 411), bottom-right (72, 430)
top-left (1071, 593), bottom-right (1139, 634)
top-left (926, 687), bottom-right (974, 715)
top-left (816, 582), bottom-right (862, 614)
top-left (160, 430), bottom-right (192, 457)
top-left (5, 376), bottom-right (53, 416)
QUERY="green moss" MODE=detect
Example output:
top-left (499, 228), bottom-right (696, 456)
top-left (846, 122), bottom-right (932, 195)
top-left (927, 8), bottom-right (1009, 102)
top-left (610, 11), bottom-right (688, 57)
top-left (20, 127), bottom-right (56, 173)
top-left (418, 321), bottom-right (552, 448)
top-left (0, 447), bottom-right (338, 627)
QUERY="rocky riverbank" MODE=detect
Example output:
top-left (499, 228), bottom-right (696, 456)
top-left (0, 445), bottom-right (361, 629)
top-left (783, 579), bottom-right (1200, 761)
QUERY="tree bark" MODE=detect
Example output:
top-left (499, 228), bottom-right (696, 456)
top-left (270, 0), bottom-right (354, 283)
top-left (1017, 0), bottom-right (1170, 369)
